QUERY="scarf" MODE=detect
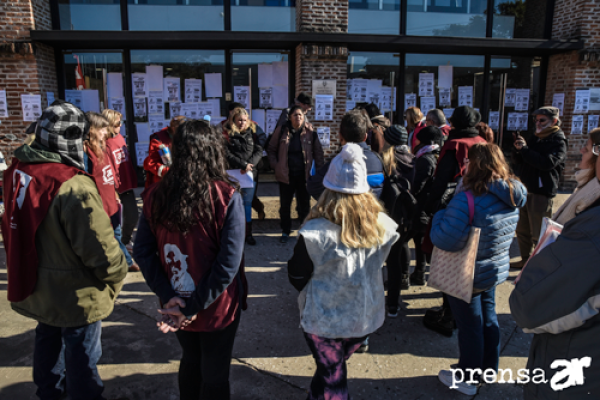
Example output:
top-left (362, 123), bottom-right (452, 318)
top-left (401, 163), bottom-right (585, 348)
top-left (415, 144), bottom-right (440, 159)
top-left (535, 125), bottom-right (560, 139)
top-left (552, 170), bottom-right (600, 225)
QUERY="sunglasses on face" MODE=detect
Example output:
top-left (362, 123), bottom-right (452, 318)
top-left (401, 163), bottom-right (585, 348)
top-left (535, 118), bottom-right (549, 124)
top-left (593, 144), bottom-right (600, 156)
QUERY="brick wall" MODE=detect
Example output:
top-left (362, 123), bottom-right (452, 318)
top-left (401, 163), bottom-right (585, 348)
top-left (0, 0), bottom-right (56, 160)
top-left (296, 0), bottom-right (348, 33)
top-left (545, 0), bottom-right (600, 190)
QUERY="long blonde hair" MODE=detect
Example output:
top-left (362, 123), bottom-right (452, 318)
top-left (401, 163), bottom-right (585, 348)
top-left (405, 107), bottom-right (424, 132)
top-left (381, 141), bottom-right (396, 176)
top-left (84, 111), bottom-right (109, 162)
top-left (102, 109), bottom-right (122, 138)
top-left (305, 189), bottom-right (386, 248)
top-left (227, 107), bottom-right (256, 136)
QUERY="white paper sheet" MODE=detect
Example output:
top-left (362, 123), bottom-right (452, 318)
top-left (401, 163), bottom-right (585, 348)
top-left (588, 115), bottom-right (599, 132)
top-left (163, 77), bottom-right (181, 103)
top-left (145, 65), bottom-right (164, 91)
top-left (0, 90), bottom-right (8, 118)
top-left (207, 99), bottom-right (221, 117)
top-left (575, 90), bottom-right (590, 113)
top-left (458, 86), bottom-right (473, 107)
top-left (252, 109), bottom-right (266, 133)
top-left (439, 88), bottom-right (451, 107)
top-left (489, 111), bottom-right (500, 130)
top-left (379, 87), bottom-right (393, 112)
top-left (258, 64), bottom-right (273, 88)
top-left (272, 86), bottom-right (289, 109)
top-left (443, 108), bottom-right (454, 119)
top-left (515, 89), bottom-right (530, 111)
top-left (81, 90), bottom-right (100, 113)
top-left (135, 123), bottom-right (152, 142)
top-left (419, 73), bottom-right (435, 97)
top-left (571, 115), bottom-right (584, 134)
top-left (507, 112), bottom-right (518, 130)
top-left (405, 93), bottom-right (417, 110)
top-left (552, 93), bottom-right (565, 116)
top-left (420, 96), bottom-right (436, 113)
top-left (317, 127), bottom-right (330, 148)
top-left (272, 61), bottom-right (288, 86)
top-left (366, 80), bottom-right (382, 104)
top-left (260, 87), bottom-right (273, 108)
top-left (233, 86), bottom-right (250, 109)
top-left (227, 169), bottom-right (254, 188)
top-left (313, 79), bottom-right (337, 98)
top-left (132, 73), bottom-right (148, 98)
top-left (107, 72), bottom-right (123, 99)
top-left (589, 88), bottom-right (600, 111)
top-left (21, 94), bottom-right (42, 122)
top-left (505, 88), bottom-right (516, 107)
top-left (108, 97), bottom-right (126, 120)
top-left (185, 79), bottom-right (203, 103)
top-left (438, 65), bottom-right (453, 90)
top-left (198, 102), bottom-right (214, 117)
top-left (315, 95), bottom-right (334, 121)
top-left (135, 142), bottom-right (149, 166)
top-left (351, 79), bottom-right (368, 102)
top-left (148, 91), bottom-right (164, 116)
top-left (266, 109), bottom-right (281, 136)
top-left (169, 102), bottom-right (182, 118)
top-left (47, 92), bottom-right (55, 108)
top-left (65, 90), bottom-right (83, 109)
top-left (346, 100), bottom-right (356, 112)
top-left (181, 103), bottom-right (199, 119)
top-left (133, 97), bottom-right (147, 118)
top-left (149, 114), bottom-right (168, 133)
top-left (516, 113), bottom-right (528, 131)
top-left (204, 73), bottom-right (222, 98)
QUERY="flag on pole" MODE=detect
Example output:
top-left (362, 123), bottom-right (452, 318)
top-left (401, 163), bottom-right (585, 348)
top-left (74, 55), bottom-right (86, 90)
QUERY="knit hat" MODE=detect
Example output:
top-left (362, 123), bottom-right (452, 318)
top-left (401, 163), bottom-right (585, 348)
top-left (323, 143), bottom-right (370, 194)
top-left (449, 106), bottom-right (481, 130)
top-left (417, 126), bottom-right (444, 146)
top-left (35, 100), bottom-right (88, 170)
top-left (384, 124), bottom-right (408, 146)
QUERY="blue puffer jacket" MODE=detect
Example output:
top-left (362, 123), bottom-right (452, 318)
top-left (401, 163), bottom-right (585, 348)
top-left (431, 179), bottom-right (527, 291)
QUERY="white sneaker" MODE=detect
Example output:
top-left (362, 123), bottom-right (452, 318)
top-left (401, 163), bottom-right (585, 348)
top-left (438, 370), bottom-right (478, 396)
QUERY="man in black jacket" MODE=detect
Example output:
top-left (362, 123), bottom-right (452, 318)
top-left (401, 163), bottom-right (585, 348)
top-left (512, 106), bottom-right (567, 269)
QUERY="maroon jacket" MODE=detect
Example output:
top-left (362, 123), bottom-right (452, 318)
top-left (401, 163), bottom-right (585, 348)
top-left (87, 149), bottom-right (119, 217)
top-left (106, 134), bottom-right (137, 193)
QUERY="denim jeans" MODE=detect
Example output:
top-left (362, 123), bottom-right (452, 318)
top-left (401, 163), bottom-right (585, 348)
top-left (111, 212), bottom-right (133, 267)
top-left (34, 321), bottom-right (104, 400)
top-left (240, 183), bottom-right (256, 223)
top-left (447, 287), bottom-right (500, 372)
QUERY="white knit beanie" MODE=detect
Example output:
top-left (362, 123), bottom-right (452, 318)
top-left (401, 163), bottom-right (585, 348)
top-left (323, 143), bottom-right (370, 194)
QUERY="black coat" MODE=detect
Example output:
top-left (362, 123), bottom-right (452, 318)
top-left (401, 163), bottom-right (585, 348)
top-left (512, 129), bottom-right (567, 198)
top-left (225, 128), bottom-right (264, 172)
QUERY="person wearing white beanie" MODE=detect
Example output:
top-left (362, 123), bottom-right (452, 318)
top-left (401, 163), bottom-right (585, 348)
top-left (287, 143), bottom-right (400, 400)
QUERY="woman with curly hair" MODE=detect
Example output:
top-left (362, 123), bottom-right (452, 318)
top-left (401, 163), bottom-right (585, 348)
top-left (223, 107), bottom-right (264, 245)
top-left (288, 143), bottom-right (399, 400)
top-left (134, 120), bottom-right (247, 400)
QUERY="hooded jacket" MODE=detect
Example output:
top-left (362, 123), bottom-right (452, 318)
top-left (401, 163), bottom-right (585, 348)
top-left (509, 201), bottom-right (600, 400)
top-left (431, 179), bottom-right (527, 291)
top-left (9, 143), bottom-right (127, 327)
top-left (223, 126), bottom-right (263, 173)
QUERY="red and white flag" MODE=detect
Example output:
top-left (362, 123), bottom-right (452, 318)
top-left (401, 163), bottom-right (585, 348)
top-left (74, 55), bottom-right (86, 90)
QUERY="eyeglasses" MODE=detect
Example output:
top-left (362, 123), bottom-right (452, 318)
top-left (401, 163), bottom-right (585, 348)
top-left (535, 118), bottom-right (549, 124)
top-left (593, 144), bottom-right (600, 156)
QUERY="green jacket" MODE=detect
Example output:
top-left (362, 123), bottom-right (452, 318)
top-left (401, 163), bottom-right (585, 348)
top-left (10, 143), bottom-right (128, 327)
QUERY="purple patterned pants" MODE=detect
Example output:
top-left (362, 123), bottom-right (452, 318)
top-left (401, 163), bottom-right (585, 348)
top-left (303, 332), bottom-right (367, 400)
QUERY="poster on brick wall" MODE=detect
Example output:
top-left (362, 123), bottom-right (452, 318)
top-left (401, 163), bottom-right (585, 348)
top-left (574, 90), bottom-right (590, 113)
top-left (571, 115), bottom-right (584, 135)
top-left (0, 90), bottom-right (8, 118)
top-left (317, 127), bottom-right (330, 148)
top-left (552, 93), bottom-right (565, 116)
top-left (312, 80), bottom-right (337, 98)
top-left (589, 115), bottom-right (599, 132)
top-left (588, 88), bottom-right (600, 111)
top-left (315, 95), bottom-right (334, 121)
top-left (21, 94), bottom-right (42, 122)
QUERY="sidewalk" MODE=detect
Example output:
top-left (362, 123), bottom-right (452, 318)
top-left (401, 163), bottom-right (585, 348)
top-left (0, 193), bottom-right (570, 400)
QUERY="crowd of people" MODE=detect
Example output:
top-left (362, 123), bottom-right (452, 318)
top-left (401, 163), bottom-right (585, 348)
top-left (3, 93), bottom-right (600, 400)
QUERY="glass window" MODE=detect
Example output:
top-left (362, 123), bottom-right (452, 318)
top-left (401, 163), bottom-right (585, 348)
top-left (489, 56), bottom-right (541, 151)
top-left (58, 0), bottom-right (121, 30)
top-left (407, 0), bottom-right (487, 37)
top-left (493, 0), bottom-right (547, 39)
top-left (128, 0), bottom-right (225, 31)
top-left (348, 0), bottom-right (400, 34)
top-left (404, 53), bottom-right (485, 117)
top-left (347, 52), bottom-right (401, 122)
top-left (130, 50), bottom-right (226, 123)
top-left (231, 0), bottom-right (296, 32)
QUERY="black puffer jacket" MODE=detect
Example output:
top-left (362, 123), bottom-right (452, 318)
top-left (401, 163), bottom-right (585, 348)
top-left (224, 128), bottom-right (263, 172)
top-left (512, 128), bottom-right (567, 198)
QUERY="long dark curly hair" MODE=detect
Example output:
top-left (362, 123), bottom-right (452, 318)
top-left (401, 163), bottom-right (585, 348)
top-left (151, 120), bottom-right (239, 233)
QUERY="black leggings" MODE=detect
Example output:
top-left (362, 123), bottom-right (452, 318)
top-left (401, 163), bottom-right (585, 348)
top-left (174, 315), bottom-right (240, 400)
top-left (118, 190), bottom-right (139, 245)
top-left (386, 233), bottom-right (428, 308)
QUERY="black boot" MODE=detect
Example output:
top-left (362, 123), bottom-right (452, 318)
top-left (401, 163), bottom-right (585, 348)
top-left (410, 264), bottom-right (426, 286)
top-left (400, 274), bottom-right (410, 290)
top-left (423, 296), bottom-right (456, 337)
top-left (245, 222), bottom-right (256, 245)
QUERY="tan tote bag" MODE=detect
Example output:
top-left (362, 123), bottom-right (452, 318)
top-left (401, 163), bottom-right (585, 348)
top-left (427, 191), bottom-right (480, 304)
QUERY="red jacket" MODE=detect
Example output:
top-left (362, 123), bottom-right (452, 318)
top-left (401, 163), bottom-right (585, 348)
top-left (106, 134), bottom-right (137, 193)
top-left (440, 125), bottom-right (451, 136)
top-left (87, 149), bottom-right (119, 217)
top-left (411, 121), bottom-right (427, 150)
top-left (143, 128), bottom-right (172, 188)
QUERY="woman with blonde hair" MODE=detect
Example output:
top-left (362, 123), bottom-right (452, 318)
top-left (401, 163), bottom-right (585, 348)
top-left (103, 109), bottom-right (140, 271)
top-left (431, 143), bottom-right (527, 395)
top-left (224, 107), bottom-right (264, 245)
top-left (405, 106), bottom-right (426, 150)
top-left (552, 128), bottom-right (600, 225)
top-left (288, 143), bottom-right (399, 400)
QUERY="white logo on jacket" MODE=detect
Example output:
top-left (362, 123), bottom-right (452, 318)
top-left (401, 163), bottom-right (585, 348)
top-left (102, 165), bottom-right (114, 185)
top-left (112, 148), bottom-right (127, 165)
top-left (164, 243), bottom-right (195, 297)
top-left (13, 169), bottom-right (32, 210)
